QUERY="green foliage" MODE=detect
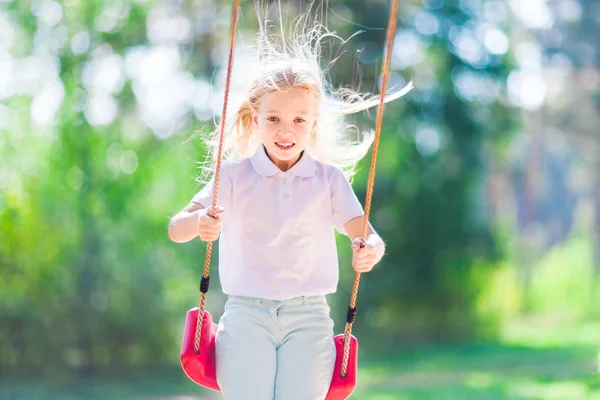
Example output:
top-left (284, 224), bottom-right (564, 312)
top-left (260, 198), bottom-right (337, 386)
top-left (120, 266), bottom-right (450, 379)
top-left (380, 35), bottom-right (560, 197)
top-left (526, 233), bottom-right (597, 318)
top-left (0, 0), bottom-right (548, 382)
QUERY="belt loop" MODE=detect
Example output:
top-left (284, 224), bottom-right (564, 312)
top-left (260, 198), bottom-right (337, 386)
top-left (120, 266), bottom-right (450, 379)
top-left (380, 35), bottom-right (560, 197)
top-left (302, 295), bottom-right (307, 306)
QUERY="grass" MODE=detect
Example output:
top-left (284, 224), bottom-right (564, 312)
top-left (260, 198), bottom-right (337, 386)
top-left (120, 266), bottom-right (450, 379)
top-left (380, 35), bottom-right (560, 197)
top-left (349, 316), bottom-right (600, 399)
top-left (2, 318), bottom-right (599, 400)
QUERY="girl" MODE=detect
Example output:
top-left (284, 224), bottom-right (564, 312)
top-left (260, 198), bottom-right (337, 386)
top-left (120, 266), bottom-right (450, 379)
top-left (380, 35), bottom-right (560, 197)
top-left (169, 5), bottom-right (406, 399)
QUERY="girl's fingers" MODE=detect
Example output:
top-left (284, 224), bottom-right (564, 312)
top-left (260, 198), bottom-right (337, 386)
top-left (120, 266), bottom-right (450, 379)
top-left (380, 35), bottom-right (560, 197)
top-left (198, 227), bottom-right (221, 242)
top-left (353, 253), bottom-right (377, 264)
top-left (353, 246), bottom-right (377, 259)
top-left (352, 259), bottom-right (376, 272)
top-left (200, 235), bottom-right (219, 242)
top-left (353, 264), bottom-right (374, 272)
top-left (204, 215), bottom-right (222, 227)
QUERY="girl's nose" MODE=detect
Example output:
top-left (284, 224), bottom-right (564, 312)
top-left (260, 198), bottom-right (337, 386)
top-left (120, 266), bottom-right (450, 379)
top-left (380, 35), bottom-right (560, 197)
top-left (277, 127), bottom-right (293, 137)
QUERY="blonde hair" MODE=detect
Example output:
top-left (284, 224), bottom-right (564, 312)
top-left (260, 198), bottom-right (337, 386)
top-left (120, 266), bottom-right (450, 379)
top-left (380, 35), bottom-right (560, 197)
top-left (198, 1), bottom-right (412, 183)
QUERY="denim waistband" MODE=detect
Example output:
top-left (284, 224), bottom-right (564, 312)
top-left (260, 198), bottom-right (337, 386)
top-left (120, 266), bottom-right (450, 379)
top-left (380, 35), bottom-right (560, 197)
top-left (227, 294), bottom-right (328, 307)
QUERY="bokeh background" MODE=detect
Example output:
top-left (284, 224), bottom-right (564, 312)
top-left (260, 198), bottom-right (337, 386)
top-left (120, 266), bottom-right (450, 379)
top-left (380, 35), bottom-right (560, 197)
top-left (1, 0), bottom-right (600, 399)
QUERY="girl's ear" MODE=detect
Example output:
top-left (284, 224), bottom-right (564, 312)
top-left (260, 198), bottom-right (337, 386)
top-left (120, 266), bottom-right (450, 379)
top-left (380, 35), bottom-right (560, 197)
top-left (251, 110), bottom-right (259, 127)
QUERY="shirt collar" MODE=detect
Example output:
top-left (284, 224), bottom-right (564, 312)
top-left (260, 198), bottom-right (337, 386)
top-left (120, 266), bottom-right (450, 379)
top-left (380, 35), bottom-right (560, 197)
top-left (250, 145), bottom-right (316, 177)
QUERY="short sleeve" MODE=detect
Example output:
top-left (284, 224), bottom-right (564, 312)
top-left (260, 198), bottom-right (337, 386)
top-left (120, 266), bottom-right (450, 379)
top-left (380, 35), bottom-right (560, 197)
top-left (330, 168), bottom-right (364, 235)
top-left (191, 165), bottom-right (232, 211)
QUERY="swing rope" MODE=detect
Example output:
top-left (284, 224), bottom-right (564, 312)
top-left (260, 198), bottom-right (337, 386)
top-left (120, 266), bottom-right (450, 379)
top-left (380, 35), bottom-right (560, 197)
top-left (340, 0), bottom-right (400, 378)
top-left (194, 0), bottom-right (241, 354)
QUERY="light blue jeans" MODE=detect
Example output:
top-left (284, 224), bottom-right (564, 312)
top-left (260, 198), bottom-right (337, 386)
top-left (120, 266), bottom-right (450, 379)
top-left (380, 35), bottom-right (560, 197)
top-left (215, 295), bottom-right (336, 400)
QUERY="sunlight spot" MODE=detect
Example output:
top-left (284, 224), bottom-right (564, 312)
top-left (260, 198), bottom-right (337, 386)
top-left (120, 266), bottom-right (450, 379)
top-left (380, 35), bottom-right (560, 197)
top-left (515, 42), bottom-right (543, 70)
top-left (510, 0), bottom-right (554, 29)
top-left (392, 30), bottom-right (426, 70)
top-left (484, 28), bottom-right (509, 55)
top-left (192, 79), bottom-right (214, 121)
top-left (15, 55), bottom-right (60, 96)
top-left (0, 11), bottom-right (15, 50)
top-left (32, 1), bottom-right (63, 27)
top-left (138, 46), bottom-right (181, 85)
top-left (147, 7), bottom-right (192, 44)
top-left (414, 12), bottom-right (439, 36)
top-left (81, 53), bottom-right (125, 95)
top-left (450, 28), bottom-right (489, 68)
top-left (66, 167), bottom-right (84, 191)
top-left (84, 93), bottom-right (118, 126)
top-left (549, 53), bottom-right (573, 77)
top-left (106, 142), bottom-right (124, 171)
top-left (460, 0), bottom-right (481, 16)
top-left (415, 125), bottom-right (441, 156)
top-left (507, 70), bottom-right (546, 110)
top-left (120, 150), bottom-right (139, 174)
top-left (71, 31), bottom-right (90, 55)
top-left (95, 3), bottom-right (129, 33)
top-left (0, 56), bottom-right (14, 100)
top-left (452, 69), bottom-right (498, 103)
top-left (484, 1), bottom-right (509, 24)
top-left (556, 0), bottom-right (582, 22)
top-left (30, 80), bottom-right (64, 126)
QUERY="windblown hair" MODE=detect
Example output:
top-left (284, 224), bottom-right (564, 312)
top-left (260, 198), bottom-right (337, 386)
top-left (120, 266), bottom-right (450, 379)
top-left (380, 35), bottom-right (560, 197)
top-left (198, 1), bottom-right (411, 183)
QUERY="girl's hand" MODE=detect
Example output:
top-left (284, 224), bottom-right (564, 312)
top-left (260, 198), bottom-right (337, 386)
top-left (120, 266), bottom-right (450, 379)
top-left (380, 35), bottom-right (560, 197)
top-left (351, 234), bottom-right (385, 273)
top-left (197, 206), bottom-right (225, 242)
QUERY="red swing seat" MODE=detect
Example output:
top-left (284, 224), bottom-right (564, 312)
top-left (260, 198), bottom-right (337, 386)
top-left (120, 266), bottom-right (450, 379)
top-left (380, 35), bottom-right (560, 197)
top-left (180, 307), bottom-right (359, 399)
top-left (180, 308), bottom-right (220, 392)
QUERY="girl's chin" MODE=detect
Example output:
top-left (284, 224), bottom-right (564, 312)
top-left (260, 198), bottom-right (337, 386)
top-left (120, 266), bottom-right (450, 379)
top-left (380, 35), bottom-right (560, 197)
top-left (269, 145), bottom-right (302, 159)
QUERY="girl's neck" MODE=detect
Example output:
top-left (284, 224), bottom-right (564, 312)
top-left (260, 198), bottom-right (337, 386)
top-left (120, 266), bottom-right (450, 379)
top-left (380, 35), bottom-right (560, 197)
top-left (264, 147), bottom-right (302, 172)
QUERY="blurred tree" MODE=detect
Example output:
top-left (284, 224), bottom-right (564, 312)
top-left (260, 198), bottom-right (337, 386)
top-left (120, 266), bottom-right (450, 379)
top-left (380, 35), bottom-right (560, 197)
top-left (550, 0), bottom-right (600, 314)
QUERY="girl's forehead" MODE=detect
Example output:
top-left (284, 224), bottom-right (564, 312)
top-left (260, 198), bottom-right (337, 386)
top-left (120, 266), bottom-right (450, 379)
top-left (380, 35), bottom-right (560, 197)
top-left (260, 88), bottom-right (318, 113)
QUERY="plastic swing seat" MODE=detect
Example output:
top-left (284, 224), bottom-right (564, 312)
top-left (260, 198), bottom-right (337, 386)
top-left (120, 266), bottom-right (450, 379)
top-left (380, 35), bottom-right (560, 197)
top-left (180, 308), bottom-right (220, 392)
top-left (180, 307), bottom-right (359, 399)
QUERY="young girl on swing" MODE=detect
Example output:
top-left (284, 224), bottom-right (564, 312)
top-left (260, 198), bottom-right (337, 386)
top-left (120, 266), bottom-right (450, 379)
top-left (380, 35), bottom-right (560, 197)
top-left (168, 4), bottom-right (405, 399)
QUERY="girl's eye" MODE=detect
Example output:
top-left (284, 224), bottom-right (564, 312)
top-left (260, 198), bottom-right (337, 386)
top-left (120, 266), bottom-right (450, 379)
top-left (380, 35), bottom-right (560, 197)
top-left (295, 118), bottom-right (305, 123)
top-left (267, 116), bottom-right (279, 122)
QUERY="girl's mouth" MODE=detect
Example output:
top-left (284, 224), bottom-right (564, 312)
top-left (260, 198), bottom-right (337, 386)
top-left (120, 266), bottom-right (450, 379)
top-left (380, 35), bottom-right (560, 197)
top-left (275, 142), bottom-right (295, 150)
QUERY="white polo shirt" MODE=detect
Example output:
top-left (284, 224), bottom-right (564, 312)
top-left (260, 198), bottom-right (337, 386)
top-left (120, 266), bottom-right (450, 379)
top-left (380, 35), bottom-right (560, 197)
top-left (191, 145), bottom-right (364, 300)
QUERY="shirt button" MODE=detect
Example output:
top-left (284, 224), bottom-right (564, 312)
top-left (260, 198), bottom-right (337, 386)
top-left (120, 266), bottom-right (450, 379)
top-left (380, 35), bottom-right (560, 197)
top-left (283, 193), bottom-right (290, 199)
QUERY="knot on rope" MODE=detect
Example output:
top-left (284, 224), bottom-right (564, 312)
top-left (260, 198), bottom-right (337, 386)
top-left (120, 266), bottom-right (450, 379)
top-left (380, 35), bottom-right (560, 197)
top-left (346, 306), bottom-right (357, 324)
top-left (200, 275), bottom-right (211, 293)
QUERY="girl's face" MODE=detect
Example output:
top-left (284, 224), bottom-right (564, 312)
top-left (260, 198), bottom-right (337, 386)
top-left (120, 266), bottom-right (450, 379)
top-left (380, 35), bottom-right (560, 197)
top-left (252, 88), bottom-right (318, 171)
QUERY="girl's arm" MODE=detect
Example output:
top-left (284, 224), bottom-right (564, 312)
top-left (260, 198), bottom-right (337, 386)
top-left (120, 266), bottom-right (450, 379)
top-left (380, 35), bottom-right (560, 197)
top-left (168, 202), bottom-right (205, 243)
top-left (344, 216), bottom-right (384, 247)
